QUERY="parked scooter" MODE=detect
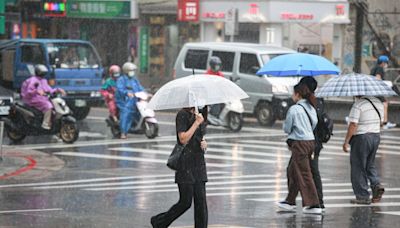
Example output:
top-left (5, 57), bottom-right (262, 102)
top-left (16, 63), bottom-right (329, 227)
top-left (207, 100), bottom-right (244, 132)
top-left (3, 94), bottom-right (79, 143)
top-left (106, 91), bottom-right (159, 139)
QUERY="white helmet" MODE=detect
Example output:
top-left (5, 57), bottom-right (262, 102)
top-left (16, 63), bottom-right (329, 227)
top-left (122, 62), bottom-right (137, 77)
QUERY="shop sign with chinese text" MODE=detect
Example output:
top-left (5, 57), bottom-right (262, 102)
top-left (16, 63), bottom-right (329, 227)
top-left (67, 0), bottom-right (135, 19)
top-left (178, 0), bottom-right (199, 22)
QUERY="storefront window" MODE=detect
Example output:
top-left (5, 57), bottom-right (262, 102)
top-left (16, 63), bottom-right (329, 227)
top-left (184, 49), bottom-right (208, 70)
top-left (211, 51), bottom-right (234, 72)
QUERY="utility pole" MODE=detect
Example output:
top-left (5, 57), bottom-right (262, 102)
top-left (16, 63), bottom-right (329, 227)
top-left (353, 0), bottom-right (367, 73)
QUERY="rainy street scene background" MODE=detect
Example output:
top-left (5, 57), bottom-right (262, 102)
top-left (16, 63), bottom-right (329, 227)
top-left (1, 0), bottom-right (400, 227)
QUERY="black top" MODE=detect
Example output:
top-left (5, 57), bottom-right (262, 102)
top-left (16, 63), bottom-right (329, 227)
top-left (370, 65), bottom-right (385, 80)
top-left (175, 108), bottom-right (208, 184)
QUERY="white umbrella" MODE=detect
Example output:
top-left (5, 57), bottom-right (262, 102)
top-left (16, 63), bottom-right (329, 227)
top-left (316, 73), bottom-right (397, 97)
top-left (148, 74), bottom-right (249, 110)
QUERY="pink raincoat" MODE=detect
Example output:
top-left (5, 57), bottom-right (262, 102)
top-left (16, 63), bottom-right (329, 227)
top-left (21, 76), bottom-right (58, 112)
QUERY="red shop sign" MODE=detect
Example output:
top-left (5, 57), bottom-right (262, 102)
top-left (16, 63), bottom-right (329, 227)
top-left (178, 0), bottom-right (199, 22)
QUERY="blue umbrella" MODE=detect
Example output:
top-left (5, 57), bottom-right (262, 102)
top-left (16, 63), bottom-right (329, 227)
top-left (256, 53), bottom-right (340, 76)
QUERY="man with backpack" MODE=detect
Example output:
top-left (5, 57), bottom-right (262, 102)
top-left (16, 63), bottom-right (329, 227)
top-left (299, 77), bottom-right (333, 211)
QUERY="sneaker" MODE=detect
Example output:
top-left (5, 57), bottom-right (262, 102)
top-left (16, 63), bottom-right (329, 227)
top-left (383, 122), bottom-right (396, 129)
top-left (303, 205), bottom-right (322, 214)
top-left (372, 185), bottom-right (385, 203)
top-left (350, 198), bottom-right (371, 205)
top-left (320, 204), bottom-right (326, 212)
top-left (276, 201), bottom-right (296, 212)
top-left (41, 122), bottom-right (51, 130)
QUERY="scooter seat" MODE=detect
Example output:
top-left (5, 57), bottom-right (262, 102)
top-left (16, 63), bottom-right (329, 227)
top-left (16, 102), bottom-right (44, 117)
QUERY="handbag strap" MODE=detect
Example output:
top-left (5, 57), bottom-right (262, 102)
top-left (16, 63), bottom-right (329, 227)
top-left (298, 104), bottom-right (313, 130)
top-left (363, 97), bottom-right (382, 123)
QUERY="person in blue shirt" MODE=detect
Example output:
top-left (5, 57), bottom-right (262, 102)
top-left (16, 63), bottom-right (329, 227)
top-left (116, 62), bottom-right (144, 139)
top-left (277, 83), bottom-right (322, 214)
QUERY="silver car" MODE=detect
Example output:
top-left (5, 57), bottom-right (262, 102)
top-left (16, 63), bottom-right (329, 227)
top-left (173, 42), bottom-right (299, 126)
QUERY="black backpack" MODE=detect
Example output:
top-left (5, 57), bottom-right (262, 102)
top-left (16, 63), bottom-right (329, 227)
top-left (315, 98), bottom-right (333, 143)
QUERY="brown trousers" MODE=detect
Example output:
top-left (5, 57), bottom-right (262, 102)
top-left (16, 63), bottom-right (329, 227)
top-left (285, 140), bottom-right (320, 207)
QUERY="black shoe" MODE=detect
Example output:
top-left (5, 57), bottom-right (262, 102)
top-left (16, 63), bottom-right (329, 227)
top-left (372, 184), bottom-right (385, 203)
top-left (320, 204), bottom-right (325, 212)
top-left (150, 216), bottom-right (158, 228)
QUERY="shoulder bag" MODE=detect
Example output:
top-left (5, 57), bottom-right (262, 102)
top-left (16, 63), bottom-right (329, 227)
top-left (167, 143), bottom-right (186, 170)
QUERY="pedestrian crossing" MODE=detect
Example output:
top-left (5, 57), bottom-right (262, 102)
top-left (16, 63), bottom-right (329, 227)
top-left (12, 129), bottom-right (400, 214)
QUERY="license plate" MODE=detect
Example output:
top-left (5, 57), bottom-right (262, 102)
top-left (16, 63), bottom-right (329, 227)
top-left (75, 100), bottom-right (87, 107)
top-left (0, 106), bottom-right (10, 115)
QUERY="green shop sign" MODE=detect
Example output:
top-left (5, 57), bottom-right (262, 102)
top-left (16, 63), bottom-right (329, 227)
top-left (139, 27), bottom-right (149, 74)
top-left (67, 0), bottom-right (130, 19)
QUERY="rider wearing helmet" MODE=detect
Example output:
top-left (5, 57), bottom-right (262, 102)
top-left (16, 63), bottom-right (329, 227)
top-left (370, 55), bottom-right (396, 129)
top-left (116, 62), bottom-right (144, 139)
top-left (100, 65), bottom-right (121, 122)
top-left (206, 56), bottom-right (224, 117)
top-left (206, 56), bottom-right (224, 77)
top-left (21, 64), bottom-right (66, 130)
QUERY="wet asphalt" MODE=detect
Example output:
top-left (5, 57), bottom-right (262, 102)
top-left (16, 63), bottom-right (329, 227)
top-left (1, 108), bottom-right (400, 228)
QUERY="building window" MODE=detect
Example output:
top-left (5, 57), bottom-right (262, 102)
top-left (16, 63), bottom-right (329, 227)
top-left (211, 51), bottom-right (235, 72)
top-left (184, 49), bottom-right (208, 70)
top-left (266, 28), bottom-right (275, 44)
top-left (239, 53), bottom-right (260, 75)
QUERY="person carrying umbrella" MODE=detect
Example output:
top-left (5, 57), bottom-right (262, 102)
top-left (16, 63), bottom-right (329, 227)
top-left (298, 76), bottom-right (326, 211)
top-left (277, 83), bottom-right (322, 214)
top-left (151, 107), bottom-right (208, 228)
top-left (370, 55), bottom-right (396, 129)
top-left (343, 95), bottom-right (385, 204)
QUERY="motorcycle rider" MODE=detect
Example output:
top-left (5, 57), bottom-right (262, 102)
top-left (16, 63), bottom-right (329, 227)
top-left (101, 65), bottom-right (120, 122)
top-left (206, 56), bottom-right (224, 77)
top-left (21, 64), bottom-right (66, 130)
top-left (206, 56), bottom-right (224, 117)
top-left (116, 62), bottom-right (144, 139)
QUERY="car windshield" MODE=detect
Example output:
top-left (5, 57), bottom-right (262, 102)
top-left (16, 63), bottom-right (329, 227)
top-left (47, 43), bottom-right (100, 69)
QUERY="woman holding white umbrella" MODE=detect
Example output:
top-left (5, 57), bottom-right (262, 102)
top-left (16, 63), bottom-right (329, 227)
top-left (148, 74), bottom-right (248, 227)
top-left (151, 106), bottom-right (208, 228)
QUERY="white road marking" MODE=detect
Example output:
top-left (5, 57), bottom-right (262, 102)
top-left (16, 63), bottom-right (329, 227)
top-left (376, 211), bottom-right (400, 216)
top-left (0, 208), bottom-right (63, 214)
top-left (6, 132), bottom-right (286, 150)
top-left (248, 194), bottom-right (400, 202)
top-left (78, 131), bottom-right (106, 138)
top-left (0, 171), bottom-right (229, 189)
top-left (54, 152), bottom-right (233, 168)
top-left (32, 177), bottom-right (288, 190)
top-left (326, 202), bottom-right (400, 208)
top-left (110, 147), bottom-right (277, 164)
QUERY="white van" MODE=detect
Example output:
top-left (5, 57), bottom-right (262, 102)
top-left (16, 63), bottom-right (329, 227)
top-left (173, 42), bottom-right (299, 126)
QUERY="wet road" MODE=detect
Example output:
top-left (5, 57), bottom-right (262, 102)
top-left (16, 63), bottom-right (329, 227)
top-left (1, 107), bottom-right (400, 227)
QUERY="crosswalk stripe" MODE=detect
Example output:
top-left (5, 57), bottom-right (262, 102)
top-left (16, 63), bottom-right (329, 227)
top-left (376, 211), bottom-right (400, 216)
top-left (0, 208), bottom-right (63, 214)
top-left (85, 181), bottom-right (348, 192)
top-left (152, 144), bottom-right (332, 161)
top-left (33, 178), bottom-right (288, 190)
top-left (326, 202), bottom-right (400, 208)
top-left (248, 194), bottom-right (400, 202)
top-left (110, 147), bottom-right (277, 164)
top-left (0, 171), bottom-right (229, 189)
top-left (54, 152), bottom-right (233, 168)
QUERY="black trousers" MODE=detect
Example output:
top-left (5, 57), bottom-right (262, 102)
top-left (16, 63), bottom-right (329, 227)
top-left (152, 182), bottom-right (208, 228)
top-left (310, 147), bottom-right (324, 205)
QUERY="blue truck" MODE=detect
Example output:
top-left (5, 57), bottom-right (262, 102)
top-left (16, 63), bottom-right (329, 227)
top-left (0, 39), bottom-right (104, 120)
